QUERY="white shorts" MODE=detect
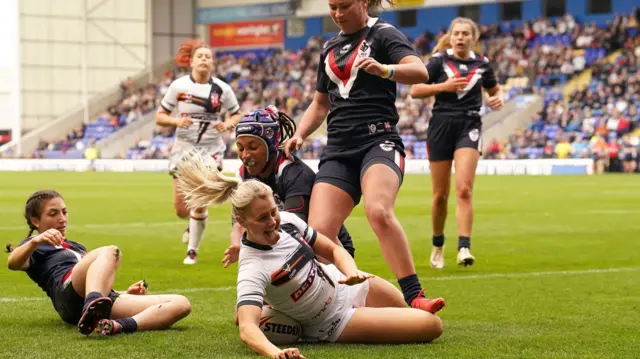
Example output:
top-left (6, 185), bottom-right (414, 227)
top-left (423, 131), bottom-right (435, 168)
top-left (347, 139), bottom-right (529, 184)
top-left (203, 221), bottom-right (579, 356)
top-left (302, 264), bottom-right (370, 343)
top-left (168, 140), bottom-right (225, 177)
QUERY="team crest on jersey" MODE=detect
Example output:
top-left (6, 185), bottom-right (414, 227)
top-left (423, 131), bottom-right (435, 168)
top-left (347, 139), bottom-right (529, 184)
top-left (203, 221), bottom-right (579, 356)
top-left (325, 39), bottom-right (371, 99)
top-left (210, 93), bottom-right (220, 109)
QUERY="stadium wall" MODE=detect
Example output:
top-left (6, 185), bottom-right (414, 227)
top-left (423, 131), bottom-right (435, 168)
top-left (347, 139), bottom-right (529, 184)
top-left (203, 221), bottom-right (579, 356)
top-left (284, 0), bottom-right (637, 50)
top-left (0, 158), bottom-right (595, 176)
top-left (20, 0), bottom-right (150, 131)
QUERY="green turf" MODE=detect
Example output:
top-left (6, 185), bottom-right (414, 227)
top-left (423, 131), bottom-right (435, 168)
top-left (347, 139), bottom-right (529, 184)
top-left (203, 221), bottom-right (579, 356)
top-left (1, 172), bottom-right (639, 359)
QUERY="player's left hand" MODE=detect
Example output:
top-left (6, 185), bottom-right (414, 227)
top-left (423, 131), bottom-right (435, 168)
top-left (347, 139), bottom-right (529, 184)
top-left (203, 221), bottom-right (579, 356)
top-left (126, 280), bottom-right (148, 295)
top-left (487, 95), bottom-right (504, 111)
top-left (338, 272), bottom-right (374, 286)
top-left (355, 57), bottom-right (387, 77)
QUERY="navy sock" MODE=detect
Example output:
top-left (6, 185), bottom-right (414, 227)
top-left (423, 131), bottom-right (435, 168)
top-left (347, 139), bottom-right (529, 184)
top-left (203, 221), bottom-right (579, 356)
top-left (398, 274), bottom-right (423, 306)
top-left (432, 234), bottom-right (445, 247)
top-left (458, 236), bottom-right (470, 250)
top-left (115, 317), bottom-right (138, 334)
top-left (82, 291), bottom-right (103, 312)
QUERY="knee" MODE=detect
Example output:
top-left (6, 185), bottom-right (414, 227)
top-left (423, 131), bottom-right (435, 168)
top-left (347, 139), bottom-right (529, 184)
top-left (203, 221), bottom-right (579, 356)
top-left (432, 192), bottom-right (449, 207)
top-left (175, 205), bottom-right (189, 219)
top-left (364, 203), bottom-right (395, 229)
top-left (174, 296), bottom-right (192, 319)
top-left (422, 315), bottom-right (444, 342)
top-left (100, 245), bottom-right (122, 263)
top-left (456, 184), bottom-right (473, 202)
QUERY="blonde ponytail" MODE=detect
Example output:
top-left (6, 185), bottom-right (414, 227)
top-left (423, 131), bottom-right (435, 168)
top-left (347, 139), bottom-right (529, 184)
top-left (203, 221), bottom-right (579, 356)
top-left (175, 151), bottom-right (273, 219)
top-left (432, 33), bottom-right (452, 54)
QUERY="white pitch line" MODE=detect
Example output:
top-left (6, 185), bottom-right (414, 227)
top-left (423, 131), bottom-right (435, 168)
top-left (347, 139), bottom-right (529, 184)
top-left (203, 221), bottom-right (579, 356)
top-left (1, 267), bottom-right (638, 304)
top-left (0, 209), bottom-right (636, 232)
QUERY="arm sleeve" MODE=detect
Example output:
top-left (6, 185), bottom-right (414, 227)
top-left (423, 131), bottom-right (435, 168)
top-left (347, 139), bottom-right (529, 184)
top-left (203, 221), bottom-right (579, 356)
top-left (482, 57), bottom-right (498, 89)
top-left (379, 24), bottom-right (419, 65)
top-left (220, 81), bottom-right (241, 115)
top-left (315, 52), bottom-right (330, 94)
top-left (160, 80), bottom-right (179, 113)
top-left (280, 212), bottom-right (317, 247)
top-left (236, 259), bottom-right (268, 309)
top-left (425, 55), bottom-right (443, 85)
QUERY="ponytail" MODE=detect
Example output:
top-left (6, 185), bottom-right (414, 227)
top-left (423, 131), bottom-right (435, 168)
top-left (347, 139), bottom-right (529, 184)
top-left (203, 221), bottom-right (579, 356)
top-left (367, 0), bottom-right (394, 16)
top-left (175, 151), bottom-right (273, 219)
top-left (432, 34), bottom-right (452, 54)
top-left (276, 111), bottom-right (297, 147)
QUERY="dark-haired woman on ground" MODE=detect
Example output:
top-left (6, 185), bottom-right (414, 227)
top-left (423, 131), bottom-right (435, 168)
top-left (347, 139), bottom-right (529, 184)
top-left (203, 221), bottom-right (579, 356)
top-left (283, 0), bottom-right (445, 314)
top-left (156, 39), bottom-right (242, 265)
top-left (7, 190), bottom-right (191, 336)
top-left (220, 106), bottom-right (355, 267)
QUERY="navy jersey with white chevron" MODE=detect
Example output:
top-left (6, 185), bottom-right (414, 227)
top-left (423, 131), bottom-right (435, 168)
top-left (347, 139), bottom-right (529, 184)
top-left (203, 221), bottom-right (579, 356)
top-left (316, 17), bottom-right (417, 148)
top-left (19, 237), bottom-right (87, 298)
top-left (426, 48), bottom-right (498, 114)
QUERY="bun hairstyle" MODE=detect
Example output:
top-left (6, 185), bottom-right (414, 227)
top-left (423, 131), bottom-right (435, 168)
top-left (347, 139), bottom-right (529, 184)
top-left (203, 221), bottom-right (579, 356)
top-left (175, 39), bottom-right (211, 68)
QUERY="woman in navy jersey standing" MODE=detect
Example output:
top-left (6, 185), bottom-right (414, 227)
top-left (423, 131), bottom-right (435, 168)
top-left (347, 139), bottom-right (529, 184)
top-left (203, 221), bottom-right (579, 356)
top-left (410, 17), bottom-right (504, 269)
top-left (284, 0), bottom-right (444, 314)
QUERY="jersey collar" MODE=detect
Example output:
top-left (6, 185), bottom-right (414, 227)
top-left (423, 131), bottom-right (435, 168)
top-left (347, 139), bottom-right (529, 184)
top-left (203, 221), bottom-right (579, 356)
top-left (241, 233), bottom-right (273, 251)
top-left (189, 73), bottom-right (213, 84)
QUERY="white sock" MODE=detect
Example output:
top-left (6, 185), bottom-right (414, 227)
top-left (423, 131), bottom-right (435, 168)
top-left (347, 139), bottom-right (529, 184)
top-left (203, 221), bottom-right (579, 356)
top-left (188, 209), bottom-right (208, 252)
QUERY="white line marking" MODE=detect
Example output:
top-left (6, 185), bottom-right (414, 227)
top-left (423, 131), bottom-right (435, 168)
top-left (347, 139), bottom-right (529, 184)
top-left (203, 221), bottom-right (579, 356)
top-left (0, 208), bottom-right (637, 231)
top-left (2, 267), bottom-right (638, 304)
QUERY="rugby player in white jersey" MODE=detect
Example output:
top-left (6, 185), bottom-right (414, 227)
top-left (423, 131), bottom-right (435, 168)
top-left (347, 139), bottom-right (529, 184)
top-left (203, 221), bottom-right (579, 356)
top-left (155, 39), bottom-right (242, 265)
top-left (174, 153), bottom-right (443, 359)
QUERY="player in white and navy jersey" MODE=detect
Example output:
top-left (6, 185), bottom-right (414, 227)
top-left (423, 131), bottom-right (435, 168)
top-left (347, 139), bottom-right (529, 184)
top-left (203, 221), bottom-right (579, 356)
top-left (410, 17), bottom-right (504, 269)
top-left (283, 0), bottom-right (445, 316)
top-left (7, 190), bottom-right (191, 336)
top-left (155, 39), bottom-right (242, 265)
top-left (174, 151), bottom-right (443, 359)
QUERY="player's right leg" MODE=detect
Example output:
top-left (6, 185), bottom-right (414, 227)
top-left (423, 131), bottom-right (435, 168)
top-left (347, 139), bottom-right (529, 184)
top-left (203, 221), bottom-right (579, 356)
top-left (336, 307), bottom-right (443, 344)
top-left (96, 293), bottom-right (191, 335)
top-left (426, 116), bottom-right (455, 269)
top-left (309, 158), bottom-right (358, 258)
top-left (69, 245), bottom-right (123, 334)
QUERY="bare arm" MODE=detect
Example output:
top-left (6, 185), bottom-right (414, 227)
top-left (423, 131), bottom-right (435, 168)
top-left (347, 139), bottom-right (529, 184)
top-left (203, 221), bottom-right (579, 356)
top-left (155, 107), bottom-right (181, 127)
top-left (295, 91), bottom-right (330, 140)
top-left (238, 305), bottom-right (283, 358)
top-left (312, 233), bottom-right (358, 278)
top-left (7, 240), bottom-right (38, 271)
top-left (388, 55), bottom-right (430, 84)
top-left (410, 83), bottom-right (447, 98)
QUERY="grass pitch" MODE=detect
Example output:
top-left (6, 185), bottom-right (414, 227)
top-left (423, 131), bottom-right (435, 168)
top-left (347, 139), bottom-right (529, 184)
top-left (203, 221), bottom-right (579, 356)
top-left (1, 172), bottom-right (639, 359)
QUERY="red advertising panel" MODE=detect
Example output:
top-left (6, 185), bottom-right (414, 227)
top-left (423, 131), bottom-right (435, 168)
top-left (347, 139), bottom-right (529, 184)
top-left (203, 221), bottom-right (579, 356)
top-left (210, 19), bottom-right (284, 48)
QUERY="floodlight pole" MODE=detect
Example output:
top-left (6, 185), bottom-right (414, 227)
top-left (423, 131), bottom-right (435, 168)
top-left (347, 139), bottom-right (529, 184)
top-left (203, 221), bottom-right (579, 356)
top-left (81, 0), bottom-right (89, 125)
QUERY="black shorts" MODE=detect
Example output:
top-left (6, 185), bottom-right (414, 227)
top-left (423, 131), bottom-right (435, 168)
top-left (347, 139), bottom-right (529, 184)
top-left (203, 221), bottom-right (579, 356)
top-left (427, 113), bottom-right (483, 161)
top-left (315, 139), bottom-right (405, 206)
top-left (52, 281), bottom-right (120, 325)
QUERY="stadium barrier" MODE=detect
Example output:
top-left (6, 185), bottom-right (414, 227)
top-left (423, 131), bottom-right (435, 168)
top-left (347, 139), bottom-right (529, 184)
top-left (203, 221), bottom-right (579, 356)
top-left (0, 158), bottom-right (594, 175)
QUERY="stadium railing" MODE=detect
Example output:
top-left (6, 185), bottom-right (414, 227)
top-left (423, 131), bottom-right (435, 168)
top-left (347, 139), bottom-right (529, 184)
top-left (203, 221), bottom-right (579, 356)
top-left (2, 60), bottom-right (173, 157)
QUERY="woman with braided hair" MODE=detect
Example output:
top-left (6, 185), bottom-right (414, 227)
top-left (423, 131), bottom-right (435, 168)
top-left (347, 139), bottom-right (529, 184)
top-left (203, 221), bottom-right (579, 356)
top-left (7, 190), bottom-right (192, 336)
top-left (222, 106), bottom-right (355, 267)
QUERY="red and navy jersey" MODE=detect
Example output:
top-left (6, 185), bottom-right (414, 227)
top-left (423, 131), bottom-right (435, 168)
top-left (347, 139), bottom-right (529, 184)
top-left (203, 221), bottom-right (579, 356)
top-left (238, 152), bottom-right (314, 210)
top-left (426, 49), bottom-right (498, 115)
top-left (19, 237), bottom-right (87, 298)
top-left (316, 17), bottom-right (418, 148)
